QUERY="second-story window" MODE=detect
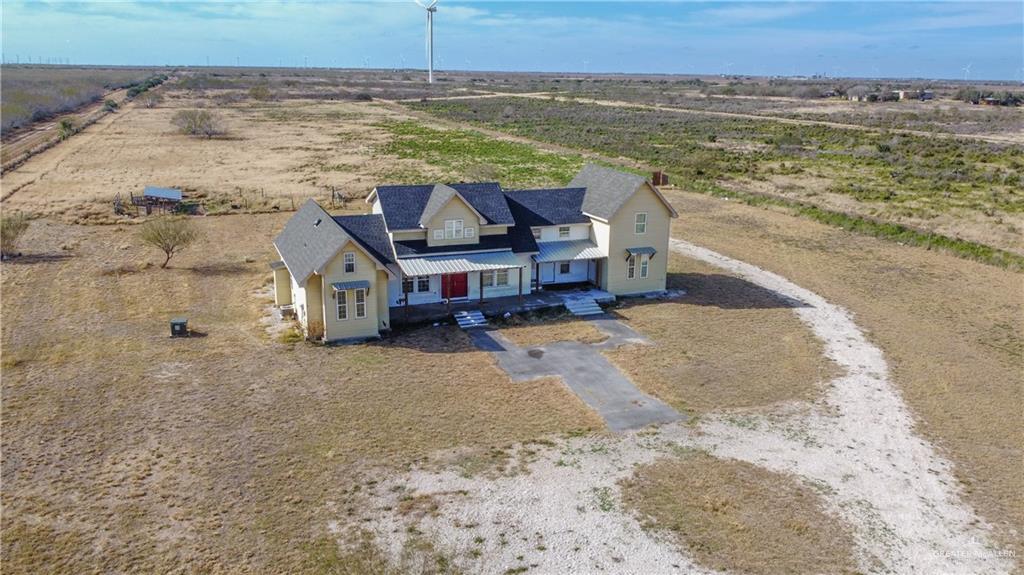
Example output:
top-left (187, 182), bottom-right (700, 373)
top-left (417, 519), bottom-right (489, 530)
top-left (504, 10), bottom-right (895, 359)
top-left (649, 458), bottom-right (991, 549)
top-left (635, 213), bottom-right (647, 235)
top-left (558, 226), bottom-right (570, 238)
top-left (444, 219), bottom-right (464, 239)
top-left (343, 252), bottom-right (356, 273)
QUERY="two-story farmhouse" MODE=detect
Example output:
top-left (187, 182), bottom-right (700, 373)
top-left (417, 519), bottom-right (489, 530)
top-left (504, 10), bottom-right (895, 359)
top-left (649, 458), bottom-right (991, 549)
top-left (271, 164), bottom-right (677, 341)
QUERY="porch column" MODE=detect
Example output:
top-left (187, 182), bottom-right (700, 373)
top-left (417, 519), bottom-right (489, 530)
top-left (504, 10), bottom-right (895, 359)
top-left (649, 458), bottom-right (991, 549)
top-left (479, 271), bottom-right (485, 303)
top-left (404, 276), bottom-right (409, 320)
top-left (445, 274), bottom-right (451, 313)
top-left (518, 267), bottom-right (523, 304)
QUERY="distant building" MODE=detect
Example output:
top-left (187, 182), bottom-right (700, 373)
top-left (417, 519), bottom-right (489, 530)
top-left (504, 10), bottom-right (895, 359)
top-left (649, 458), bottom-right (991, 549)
top-left (893, 89), bottom-right (935, 101)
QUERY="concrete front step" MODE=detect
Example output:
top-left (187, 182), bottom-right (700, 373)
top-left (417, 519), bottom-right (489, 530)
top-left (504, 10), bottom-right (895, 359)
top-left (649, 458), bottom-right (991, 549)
top-left (564, 298), bottom-right (604, 316)
top-left (453, 310), bottom-right (488, 329)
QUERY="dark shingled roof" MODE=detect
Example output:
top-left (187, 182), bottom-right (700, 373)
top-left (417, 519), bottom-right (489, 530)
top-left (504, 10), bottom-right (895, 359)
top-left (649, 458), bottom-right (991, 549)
top-left (503, 188), bottom-right (590, 227)
top-left (507, 222), bottom-right (539, 254)
top-left (273, 199), bottom-right (352, 285)
top-left (374, 182), bottom-right (514, 230)
top-left (332, 214), bottom-right (395, 267)
top-left (393, 234), bottom-right (520, 258)
top-left (569, 164), bottom-right (647, 220)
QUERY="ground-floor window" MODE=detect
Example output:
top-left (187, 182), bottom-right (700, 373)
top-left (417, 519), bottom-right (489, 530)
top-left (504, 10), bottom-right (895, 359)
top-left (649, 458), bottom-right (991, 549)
top-left (336, 291), bottom-right (348, 320)
top-left (354, 288), bottom-right (367, 318)
top-left (482, 269), bottom-right (510, 287)
top-left (559, 261), bottom-right (571, 275)
top-left (403, 275), bottom-right (431, 293)
top-left (627, 254), bottom-right (650, 280)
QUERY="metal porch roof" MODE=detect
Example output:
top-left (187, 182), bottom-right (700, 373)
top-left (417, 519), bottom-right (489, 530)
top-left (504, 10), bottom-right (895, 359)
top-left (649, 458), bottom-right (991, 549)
top-left (331, 280), bottom-right (372, 291)
top-left (534, 240), bottom-right (605, 263)
top-left (625, 246), bottom-right (658, 257)
top-left (397, 250), bottom-right (524, 276)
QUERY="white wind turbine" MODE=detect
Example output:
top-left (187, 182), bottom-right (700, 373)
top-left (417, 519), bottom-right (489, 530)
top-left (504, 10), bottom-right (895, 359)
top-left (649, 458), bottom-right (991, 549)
top-left (961, 63), bottom-right (972, 81)
top-left (415, 0), bottom-right (438, 83)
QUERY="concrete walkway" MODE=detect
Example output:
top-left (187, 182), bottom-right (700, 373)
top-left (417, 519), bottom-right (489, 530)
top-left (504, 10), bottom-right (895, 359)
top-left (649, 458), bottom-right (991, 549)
top-left (469, 317), bottom-right (681, 432)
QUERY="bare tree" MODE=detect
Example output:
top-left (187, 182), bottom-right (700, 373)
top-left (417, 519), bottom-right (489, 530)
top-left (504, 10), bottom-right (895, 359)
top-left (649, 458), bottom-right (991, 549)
top-left (139, 217), bottom-right (199, 268)
top-left (171, 110), bottom-right (224, 138)
top-left (0, 212), bottom-right (30, 258)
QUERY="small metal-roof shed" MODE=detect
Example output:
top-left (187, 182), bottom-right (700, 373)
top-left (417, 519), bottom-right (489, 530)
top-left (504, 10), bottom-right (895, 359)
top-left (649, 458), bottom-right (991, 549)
top-left (143, 186), bottom-right (183, 202)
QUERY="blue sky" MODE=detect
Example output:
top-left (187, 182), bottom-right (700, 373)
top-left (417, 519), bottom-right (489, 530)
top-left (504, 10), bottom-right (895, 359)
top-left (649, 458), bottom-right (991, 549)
top-left (2, 1), bottom-right (1021, 81)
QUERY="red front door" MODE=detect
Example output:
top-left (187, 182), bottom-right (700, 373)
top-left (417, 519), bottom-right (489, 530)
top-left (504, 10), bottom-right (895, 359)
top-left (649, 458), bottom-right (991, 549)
top-left (442, 273), bottom-right (468, 299)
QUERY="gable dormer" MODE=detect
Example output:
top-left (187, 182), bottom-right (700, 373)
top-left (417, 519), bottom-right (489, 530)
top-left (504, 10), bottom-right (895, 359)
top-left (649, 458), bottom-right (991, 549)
top-left (420, 184), bottom-right (488, 247)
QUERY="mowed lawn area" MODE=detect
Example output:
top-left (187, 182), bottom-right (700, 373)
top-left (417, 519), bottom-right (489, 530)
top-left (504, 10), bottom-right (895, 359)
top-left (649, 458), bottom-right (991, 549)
top-left (0, 214), bottom-right (603, 572)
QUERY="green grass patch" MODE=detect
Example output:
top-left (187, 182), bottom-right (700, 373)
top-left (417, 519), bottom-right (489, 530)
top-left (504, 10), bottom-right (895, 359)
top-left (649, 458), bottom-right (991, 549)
top-left (694, 180), bottom-right (1024, 270)
top-left (376, 120), bottom-right (583, 188)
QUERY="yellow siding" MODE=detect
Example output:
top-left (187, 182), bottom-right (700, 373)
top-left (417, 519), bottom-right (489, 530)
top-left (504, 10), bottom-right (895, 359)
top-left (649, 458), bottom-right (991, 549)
top-left (376, 269), bottom-right (391, 331)
top-left (319, 240), bottom-right (383, 341)
top-left (478, 225), bottom-right (508, 237)
top-left (273, 267), bottom-right (291, 306)
top-left (391, 230), bottom-right (426, 241)
top-left (601, 183), bottom-right (673, 295)
top-left (305, 273), bottom-right (325, 337)
top-left (425, 196), bottom-right (485, 247)
top-left (590, 219), bottom-right (611, 289)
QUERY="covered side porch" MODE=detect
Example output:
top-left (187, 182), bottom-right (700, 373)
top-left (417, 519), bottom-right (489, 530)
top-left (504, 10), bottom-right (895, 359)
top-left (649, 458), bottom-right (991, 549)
top-left (390, 286), bottom-right (615, 326)
top-left (532, 239), bottom-right (605, 290)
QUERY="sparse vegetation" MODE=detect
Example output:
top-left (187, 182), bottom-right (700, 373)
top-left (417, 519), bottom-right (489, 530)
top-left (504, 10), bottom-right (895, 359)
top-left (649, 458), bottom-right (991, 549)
top-left (1, 66), bottom-right (161, 134)
top-left (0, 212), bottom-right (30, 257)
top-left (412, 96), bottom-right (1024, 262)
top-left (171, 109), bottom-right (224, 138)
top-left (138, 216), bottom-right (199, 267)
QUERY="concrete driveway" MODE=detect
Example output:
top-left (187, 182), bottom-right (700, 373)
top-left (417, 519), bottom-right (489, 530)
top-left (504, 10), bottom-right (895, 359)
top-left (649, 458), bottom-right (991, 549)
top-left (469, 317), bottom-right (681, 432)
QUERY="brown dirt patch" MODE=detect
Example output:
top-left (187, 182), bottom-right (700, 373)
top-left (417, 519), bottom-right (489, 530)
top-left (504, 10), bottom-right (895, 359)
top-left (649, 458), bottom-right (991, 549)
top-left (605, 254), bottom-right (838, 415)
top-left (0, 215), bottom-right (602, 573)
top-left (662, 187), bottom-right (1024, 568)
top-left (620, 451), bottom-right (860, 575)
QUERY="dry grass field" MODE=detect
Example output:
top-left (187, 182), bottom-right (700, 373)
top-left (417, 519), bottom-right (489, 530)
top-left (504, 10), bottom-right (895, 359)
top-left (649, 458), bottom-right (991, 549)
top-left (621, 451), bottom-right (860, 574)
top-left (662, 187), bottom-right (1023, 567)
top-left (607, 254), bottom-right (838, 416)
top-left (0, 215), bottom-right (603, 572)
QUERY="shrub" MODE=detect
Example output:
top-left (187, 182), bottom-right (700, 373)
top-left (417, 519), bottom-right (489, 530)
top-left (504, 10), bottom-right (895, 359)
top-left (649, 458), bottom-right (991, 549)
top-left (103, 99), bottom-right (119, 112)
top-left (171, 109), bottom-right (224, 138)
top-left (249, 85), bottom-right (273, 101)
top-left (57, 118), bottom-right (75, 140)
top-left (139, 216), bottom-right (199, 268)
top-left (137, 92), bottom-right (163, 108)
top-left (0, 212), bottom-right (30, 258)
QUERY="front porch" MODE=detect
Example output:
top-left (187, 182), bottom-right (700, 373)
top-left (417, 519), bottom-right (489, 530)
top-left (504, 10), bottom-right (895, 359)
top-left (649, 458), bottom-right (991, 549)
top-left (390, 286), bottom-right (615, 326)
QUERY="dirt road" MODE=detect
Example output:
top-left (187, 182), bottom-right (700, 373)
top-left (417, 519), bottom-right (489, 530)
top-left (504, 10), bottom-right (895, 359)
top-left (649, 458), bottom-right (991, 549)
top-left (1, 87), bottom-right (131, 171)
